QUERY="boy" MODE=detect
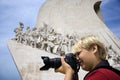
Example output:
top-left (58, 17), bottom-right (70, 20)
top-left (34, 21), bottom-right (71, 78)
top-left (55, 35), bottom-right (120, 80)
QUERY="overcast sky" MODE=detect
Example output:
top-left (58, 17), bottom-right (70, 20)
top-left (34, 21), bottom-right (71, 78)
top-left (0, 0), bottom-right (120, 80)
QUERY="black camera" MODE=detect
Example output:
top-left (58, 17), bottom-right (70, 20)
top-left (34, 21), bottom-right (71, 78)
top-left (40, 53), bottom-right (80, 73)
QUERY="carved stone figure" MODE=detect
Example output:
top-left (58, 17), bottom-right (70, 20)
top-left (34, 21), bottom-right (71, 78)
top-left (14, 22), bottom-right (24, 43)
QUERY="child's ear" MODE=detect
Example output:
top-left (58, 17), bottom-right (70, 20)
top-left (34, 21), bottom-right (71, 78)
top-left (90, 44), bottom-right (98, 53)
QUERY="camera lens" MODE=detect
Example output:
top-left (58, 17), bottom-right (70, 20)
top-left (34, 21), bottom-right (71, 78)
top-left (40, 57), bottom-right (62, 70)
top-left (49, 58), bottom-right (61, 69)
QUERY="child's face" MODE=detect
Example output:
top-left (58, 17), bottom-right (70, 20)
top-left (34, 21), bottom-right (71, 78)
top-left (75, 47), bottom-right (98, 71)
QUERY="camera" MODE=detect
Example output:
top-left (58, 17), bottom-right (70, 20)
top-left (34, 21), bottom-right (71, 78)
top-left (40, 53), bottom-right (80, 73)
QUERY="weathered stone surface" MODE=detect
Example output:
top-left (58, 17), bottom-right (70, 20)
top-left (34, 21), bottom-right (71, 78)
top-left (36, 0), bottom-right (120, 54)
top-left (7, 40), bottom-right (63, 80)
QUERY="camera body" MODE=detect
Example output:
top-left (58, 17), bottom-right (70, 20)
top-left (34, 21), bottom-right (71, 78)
top-left (40, 53), bottom-right (80, 73)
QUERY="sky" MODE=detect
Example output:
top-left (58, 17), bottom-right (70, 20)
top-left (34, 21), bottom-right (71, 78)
top-left (0, 0), bottom-right (120, 80)
top-left (0, 0), bottom-right (45, 80)
top-left (101, 0), bottom-right (120, 38)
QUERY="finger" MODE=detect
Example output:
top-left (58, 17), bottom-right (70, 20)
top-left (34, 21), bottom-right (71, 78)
top-left (55, 57), bottom-right (64, 73)
top-left (55, 66), bottom-right (61, 72)
top-left (61, 57), bottom-right (65, 63)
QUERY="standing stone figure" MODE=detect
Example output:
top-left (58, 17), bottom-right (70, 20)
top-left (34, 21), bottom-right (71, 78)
top-left (14, 22), bottom-right (24, 43)
top-left (24, 26), bottom-right (31, 45)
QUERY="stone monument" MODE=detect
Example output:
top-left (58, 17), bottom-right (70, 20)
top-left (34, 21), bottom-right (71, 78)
top-left (8, 0), bottom-right (120, 80)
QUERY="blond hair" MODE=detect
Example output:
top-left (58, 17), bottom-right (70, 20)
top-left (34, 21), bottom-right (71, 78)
top-left (72, 35), bottom-right (106, 60)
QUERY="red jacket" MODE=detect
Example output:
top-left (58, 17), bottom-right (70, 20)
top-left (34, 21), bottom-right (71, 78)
top-left (84, 60), bottom-right (120, 80)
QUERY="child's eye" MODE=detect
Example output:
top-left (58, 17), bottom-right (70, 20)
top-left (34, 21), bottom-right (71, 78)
top-left (75, 52), bottom-right (81, 56)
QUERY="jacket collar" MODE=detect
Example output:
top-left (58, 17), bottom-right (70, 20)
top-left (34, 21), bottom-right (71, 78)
top-left (93, 60), bottom-right (110, 70)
